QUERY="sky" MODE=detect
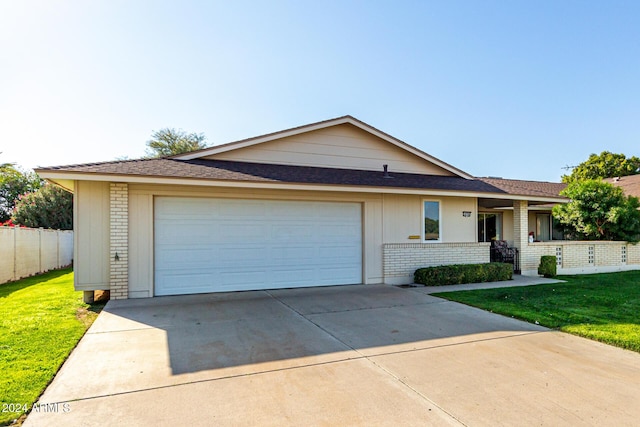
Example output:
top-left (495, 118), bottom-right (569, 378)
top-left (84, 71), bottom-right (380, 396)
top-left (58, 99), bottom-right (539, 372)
top-left (1, 1), bottom-right (639, 182)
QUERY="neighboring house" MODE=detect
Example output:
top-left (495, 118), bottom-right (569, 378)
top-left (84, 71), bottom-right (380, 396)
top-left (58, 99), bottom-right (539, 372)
top-left (605, 174), bottom-right (640, 202)
top-left (36, 116), bottom-right (639, 300)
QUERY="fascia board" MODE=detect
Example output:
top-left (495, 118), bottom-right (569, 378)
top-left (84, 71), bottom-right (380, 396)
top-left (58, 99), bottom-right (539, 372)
top-left (37, 170), bottom-right (566, 203)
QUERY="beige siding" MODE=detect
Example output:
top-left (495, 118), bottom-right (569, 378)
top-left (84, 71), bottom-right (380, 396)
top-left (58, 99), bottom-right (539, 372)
top-left (382, 194), bottom-right (477, 243)
top-left (206, 124), bottom-right (455, 176)
top-left (382, 194), bottom-right (419, 243)
top-left (74, 181), bottom-right (110, 291)
top-left (363, 198), bottom-right (384, 284)
top-left (441, 197), bottom-right (477, 242)
top-left (129, 193), bottom-right (154, 298)
top-left (502, 210), bottom-right (514, 244)
top-left (73, 180), bottom-right (484, 297)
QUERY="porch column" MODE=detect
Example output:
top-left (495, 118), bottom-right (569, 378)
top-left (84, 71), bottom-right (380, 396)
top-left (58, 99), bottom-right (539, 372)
top-left (512, 200), bottom-right (529, 251)
top-left (512, 200), bottom-right (529, 274)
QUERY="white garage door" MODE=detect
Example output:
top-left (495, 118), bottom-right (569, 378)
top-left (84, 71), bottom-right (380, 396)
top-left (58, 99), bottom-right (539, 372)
top-left (154, 197), bottom-right (362, 296)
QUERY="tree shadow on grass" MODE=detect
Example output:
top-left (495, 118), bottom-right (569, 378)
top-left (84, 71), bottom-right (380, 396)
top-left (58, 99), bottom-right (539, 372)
top-left (0, 267), bottom-right (73, 299)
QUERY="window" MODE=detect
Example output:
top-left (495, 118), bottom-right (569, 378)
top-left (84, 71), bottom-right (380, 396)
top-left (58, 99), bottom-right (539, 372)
top-left (536, 214), bottom-right (551, 241)
top-left (478, 213), bottom-right (502, 242)
top-left (423, 200), bottom-right (441, 241)
top-left (536, 214), bottom-right (565, 241)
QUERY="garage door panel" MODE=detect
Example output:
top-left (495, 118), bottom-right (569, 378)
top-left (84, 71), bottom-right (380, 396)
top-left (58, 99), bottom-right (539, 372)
top-left (270, 245), bottom-right (316, 261)
top-left (154, 197), bottom-right (362, 295)
top-left (270, 269), bottom-right (318, 285)
top-left (156, 249), bottom-right (218, 268)
top-left (155, 222), bottom-right (210, 240)
top-left (317, 266), bottom-right (360, 281)
top-left (270, 225), bottom-right (313, 240)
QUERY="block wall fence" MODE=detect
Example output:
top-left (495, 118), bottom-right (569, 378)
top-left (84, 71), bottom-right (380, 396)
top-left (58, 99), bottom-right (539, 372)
top-left (523, 241), bottom-right (640, 275)
top-left (0, 227), bottom-right (73, 284)
top-left (383, 240), bottom-right (640, 284)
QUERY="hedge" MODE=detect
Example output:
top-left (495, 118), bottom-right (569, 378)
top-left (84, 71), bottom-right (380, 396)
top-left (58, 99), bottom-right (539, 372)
top-left (538, 255), bottom-right (557, 278)
top-left (414, 262), bottom-right (513, 286)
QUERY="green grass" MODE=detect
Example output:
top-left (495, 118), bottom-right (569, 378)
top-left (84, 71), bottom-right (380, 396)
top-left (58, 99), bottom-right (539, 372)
top-left (433, 270), bottom-right (640, 353)
top-left (0, 269), bottom-right (104, 426)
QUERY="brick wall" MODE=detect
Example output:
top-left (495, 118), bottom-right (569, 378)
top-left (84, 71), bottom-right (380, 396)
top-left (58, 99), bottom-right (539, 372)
top-left (522, 241), bottom-right (640, 275)
top-left (628, 243), bottom-right (640, 264)
top-left (109, 183), bottom-right (129, 299)
top-left (383, 242), bottom-right (490, 284)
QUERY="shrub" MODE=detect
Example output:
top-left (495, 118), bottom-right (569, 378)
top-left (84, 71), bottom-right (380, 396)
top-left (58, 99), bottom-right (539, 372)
top-left (538, 256), bottom-right (557, 278)
top-left (414, 263), bottom-right (513, 286)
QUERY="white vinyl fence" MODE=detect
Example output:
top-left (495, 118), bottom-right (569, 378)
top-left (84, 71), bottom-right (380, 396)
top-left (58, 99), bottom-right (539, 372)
top-left (0, 226), bottom-right (73, 284)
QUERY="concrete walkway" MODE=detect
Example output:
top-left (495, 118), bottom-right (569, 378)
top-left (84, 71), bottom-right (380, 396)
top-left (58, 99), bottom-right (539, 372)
top-left (25, 282), bottom-right (640, 426)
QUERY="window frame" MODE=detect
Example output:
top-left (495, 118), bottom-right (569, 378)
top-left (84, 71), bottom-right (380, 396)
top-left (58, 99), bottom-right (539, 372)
top-left (422, 199), bottom-right (442, 243)
top-left (477, 212), bottom-right (502, 243)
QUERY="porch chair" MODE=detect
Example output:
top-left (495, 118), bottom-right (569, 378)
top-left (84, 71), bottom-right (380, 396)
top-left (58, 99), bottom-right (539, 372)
top-left (490, 240), bottom-right (520, 274)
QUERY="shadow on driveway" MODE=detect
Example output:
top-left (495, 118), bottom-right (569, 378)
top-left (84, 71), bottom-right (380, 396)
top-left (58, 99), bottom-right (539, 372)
top-left (26, 283), bottom-right (640, 426)
top-left (87, 285), bottom-right (545, 376)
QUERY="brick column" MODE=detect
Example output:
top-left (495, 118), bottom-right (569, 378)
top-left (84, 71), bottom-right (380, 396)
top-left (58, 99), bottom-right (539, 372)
top-left (109, 183), bottom-right (129, 299)
top-left (512, 200), bottom-right (529, 251)
top-left (512, 200), bottom-right (529, 274)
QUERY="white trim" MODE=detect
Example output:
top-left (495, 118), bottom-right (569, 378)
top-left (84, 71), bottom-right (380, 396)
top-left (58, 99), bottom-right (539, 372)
top-left (39, 172), bottom-right (568, 204)
top-left (422, 199), bottom-right (442, 243)
top-left (173, 116), bottom-right (474, 179)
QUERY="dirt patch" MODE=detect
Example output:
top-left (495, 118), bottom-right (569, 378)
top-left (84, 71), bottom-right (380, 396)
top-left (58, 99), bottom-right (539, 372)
top-left (94, 290), bottom-right (110, 302)
top-left (76, 301), bottom-right (106, 328)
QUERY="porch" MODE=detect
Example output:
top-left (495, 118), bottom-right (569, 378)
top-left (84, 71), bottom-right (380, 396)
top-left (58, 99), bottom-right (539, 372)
top-left (382, 198), bottom-right (640, 284)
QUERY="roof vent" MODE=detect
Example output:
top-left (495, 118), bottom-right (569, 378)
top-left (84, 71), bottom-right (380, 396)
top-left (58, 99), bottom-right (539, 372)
top-left (383, 164), bottom-right (393, 179)
top-left (613, 176), bottom-right (620, 182)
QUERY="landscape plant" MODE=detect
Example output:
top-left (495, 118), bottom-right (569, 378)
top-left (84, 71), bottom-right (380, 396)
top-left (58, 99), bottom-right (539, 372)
top-left (553, 180), bottom-right (640, 242)
top-left (538, 256), bottom-right (557, 278)
top-left (414, 262), bottom-right (512, 286)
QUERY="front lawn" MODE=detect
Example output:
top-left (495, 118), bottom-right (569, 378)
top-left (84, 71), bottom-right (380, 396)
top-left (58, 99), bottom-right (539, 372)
top-left (433, 271), bottom-right (640, 352)
top-left (0, 269), bottom-right (104, 426)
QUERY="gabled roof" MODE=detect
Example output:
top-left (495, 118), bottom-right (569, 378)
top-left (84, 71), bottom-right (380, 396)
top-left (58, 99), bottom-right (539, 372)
top-left (36, 158), bottom-right (567, 201)
top-left (173, 115), bottom-right (474, 180)
top-left (605, 174), bottom-right (640, 199)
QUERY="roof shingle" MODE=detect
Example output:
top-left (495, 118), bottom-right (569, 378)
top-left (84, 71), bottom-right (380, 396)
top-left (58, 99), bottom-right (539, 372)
top-left (38, 158), bottom-right (566, 199)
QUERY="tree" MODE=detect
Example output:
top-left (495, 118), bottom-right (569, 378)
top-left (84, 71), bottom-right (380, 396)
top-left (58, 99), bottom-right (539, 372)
top-left (0, 164), bottom-right (42, 222)
top-left (562, 151), bottom-right (640, 183)
top-left (552, 180), bottom-right (640, 242)
top-left (11, 184), bottom-right (73, 230)
top-left (145, 128), bottom-right (208, 158)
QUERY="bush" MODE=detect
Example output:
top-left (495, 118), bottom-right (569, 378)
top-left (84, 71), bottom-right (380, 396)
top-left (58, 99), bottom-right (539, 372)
top-left (414, 263), bottom-right (513, 286)
top-left (11, 184), bottom-right (72, 230)
top-left (538, 256), bottom-right (557, 278)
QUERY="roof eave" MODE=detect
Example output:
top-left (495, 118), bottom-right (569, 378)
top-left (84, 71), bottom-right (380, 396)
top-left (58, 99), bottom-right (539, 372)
top-left (36, 170), bottom-right (565, 202)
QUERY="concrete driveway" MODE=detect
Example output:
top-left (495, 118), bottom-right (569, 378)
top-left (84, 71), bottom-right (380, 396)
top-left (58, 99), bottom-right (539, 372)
top-left (25, 284), bottom-right (640, 426)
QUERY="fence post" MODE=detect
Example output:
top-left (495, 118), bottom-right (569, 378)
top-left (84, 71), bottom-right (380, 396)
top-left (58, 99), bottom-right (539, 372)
top-left (57, 230), bottom-right (61, 268)
top-left (13, 226), bottom-right (17, 282)
top-left (39, 228), bottom-right (43, 273)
